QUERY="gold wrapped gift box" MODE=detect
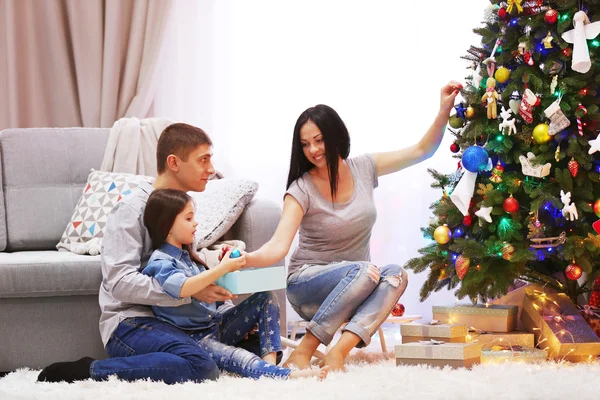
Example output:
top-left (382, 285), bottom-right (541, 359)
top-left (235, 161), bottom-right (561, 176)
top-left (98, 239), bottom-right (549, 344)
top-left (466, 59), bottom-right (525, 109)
top-left (467, 331), bottom-right (534, 348)
top-left (433, 304), bottom-right (518, 333)
top-left (395, 342), bottom-right (481, 369)
top-left (521, 288), bottom-right (600, 362)
top-left (400, 322), bottom-right (467, 344)
top-left (481, 346), bottom-right (547, 364)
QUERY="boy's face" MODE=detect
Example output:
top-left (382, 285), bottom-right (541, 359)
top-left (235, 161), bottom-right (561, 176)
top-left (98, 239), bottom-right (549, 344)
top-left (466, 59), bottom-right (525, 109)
top-left (176, 144), bottom-right (215, 192)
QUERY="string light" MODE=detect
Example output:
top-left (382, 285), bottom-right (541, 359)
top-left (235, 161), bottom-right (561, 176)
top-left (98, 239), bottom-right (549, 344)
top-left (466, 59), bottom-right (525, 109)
top-left (591, 40), bottom-right (600, 48)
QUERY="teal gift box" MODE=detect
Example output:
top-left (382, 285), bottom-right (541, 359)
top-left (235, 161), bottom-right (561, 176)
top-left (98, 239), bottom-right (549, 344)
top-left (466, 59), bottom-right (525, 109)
top-left (215, 266), bottom-right (286, 294)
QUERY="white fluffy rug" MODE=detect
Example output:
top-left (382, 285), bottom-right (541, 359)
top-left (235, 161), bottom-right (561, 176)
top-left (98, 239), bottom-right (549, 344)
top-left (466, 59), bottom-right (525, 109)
top-left (2, 356), bottom-right (600, 400)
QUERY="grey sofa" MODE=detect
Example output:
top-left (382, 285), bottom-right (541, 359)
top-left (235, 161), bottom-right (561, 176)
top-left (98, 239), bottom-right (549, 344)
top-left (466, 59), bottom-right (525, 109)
top-left (0, 127), bottom-right (285, 372)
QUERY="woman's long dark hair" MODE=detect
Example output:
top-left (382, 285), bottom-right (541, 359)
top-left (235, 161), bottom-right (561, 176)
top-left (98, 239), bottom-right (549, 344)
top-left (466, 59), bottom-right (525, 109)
top-left (144, 188), bottom-right (208, 268)
top-left (286, 104), bottom-right (350, 201)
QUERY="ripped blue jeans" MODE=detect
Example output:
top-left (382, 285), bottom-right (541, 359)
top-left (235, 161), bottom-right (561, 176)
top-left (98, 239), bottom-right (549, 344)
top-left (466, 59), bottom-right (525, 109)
top-left (287, 261), bottom-right (408, 347)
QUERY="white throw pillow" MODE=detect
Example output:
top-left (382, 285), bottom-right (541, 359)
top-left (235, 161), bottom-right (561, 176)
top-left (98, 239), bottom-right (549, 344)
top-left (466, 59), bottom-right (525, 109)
top-left (57, 169), bottom-right (153, 254)
top-left (189, 179), bottom-right (258, 248)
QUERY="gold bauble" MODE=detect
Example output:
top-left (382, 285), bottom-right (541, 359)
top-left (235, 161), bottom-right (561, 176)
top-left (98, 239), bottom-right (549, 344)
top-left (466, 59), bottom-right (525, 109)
top-left (495, 67), bottom-right (511, 84)
top-left (449, 115), bottom-right (464, 129)
top-left (438, 268), bottom-right (449, 281)
top-left (532, 123), bottom-right (551, 144)
top-left (465, 106), bottom-right (475, 119)
top-left (434, 225), bottom-right (452, 244)
top-left (502, 243), bottom-right (515, 260)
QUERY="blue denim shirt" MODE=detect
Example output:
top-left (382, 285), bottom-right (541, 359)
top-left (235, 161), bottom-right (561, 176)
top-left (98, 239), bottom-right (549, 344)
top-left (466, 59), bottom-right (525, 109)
top-left (142, 243), bottom-right (219, 330)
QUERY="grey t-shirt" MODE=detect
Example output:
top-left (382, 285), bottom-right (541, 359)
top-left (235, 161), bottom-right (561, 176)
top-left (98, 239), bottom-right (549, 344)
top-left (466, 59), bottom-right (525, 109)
top-left (285, 154), bottom-right (379, 276)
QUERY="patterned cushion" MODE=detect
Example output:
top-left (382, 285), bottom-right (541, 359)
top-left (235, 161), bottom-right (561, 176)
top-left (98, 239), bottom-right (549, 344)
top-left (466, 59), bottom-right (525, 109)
top-left (57, 169), bottom-right (153, 254)
top-left (189, 179), bottom-right (258, 248)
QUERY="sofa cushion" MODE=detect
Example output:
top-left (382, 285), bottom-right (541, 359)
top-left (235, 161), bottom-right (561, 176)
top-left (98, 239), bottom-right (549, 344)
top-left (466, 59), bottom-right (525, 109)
top-left (0, 251), bottom-right (101, 298)
top-left (0, 142), bottom-right (6, 252)
top-left (189, 178), bottom-right (258, 248)
top-left (0, 128), bottom-right (109, 251)
top-left (57, 169), bottom-right (153, 254)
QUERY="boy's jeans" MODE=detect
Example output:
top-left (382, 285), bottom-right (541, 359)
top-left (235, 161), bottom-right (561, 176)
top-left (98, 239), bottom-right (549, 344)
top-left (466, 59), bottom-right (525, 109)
top-left (287, 261), bottom-right (408, 347)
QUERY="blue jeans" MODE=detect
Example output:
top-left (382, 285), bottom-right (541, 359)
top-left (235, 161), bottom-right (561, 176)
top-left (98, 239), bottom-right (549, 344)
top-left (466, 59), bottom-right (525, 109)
top-left (91, 316), bottom-right (219, 384)
top-left (190, 292), bottom-right (291, 379)
top-left (287, 261), bottom-right (408, 347)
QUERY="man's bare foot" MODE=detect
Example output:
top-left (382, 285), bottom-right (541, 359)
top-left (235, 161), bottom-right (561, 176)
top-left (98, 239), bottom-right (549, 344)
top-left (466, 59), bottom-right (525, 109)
top-left (322, 350), bottom-right (346, 372)
top-left (282, 349), bottom-right (312, 369)
top-left (262, 352), bottom-right (276, 365)
top-left (289, 366), bottom-right (329, 380)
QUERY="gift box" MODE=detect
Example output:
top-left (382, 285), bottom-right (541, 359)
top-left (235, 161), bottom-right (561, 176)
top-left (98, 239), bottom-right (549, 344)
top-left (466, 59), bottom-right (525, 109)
top-left (467, 331), bottom-right (535, 348)
top-left (580, 305), bottom-right (600, 338)
top-left (395, 342), bottom-right (481, 369)
top-left (400, 322), bottom-right (467, 343)
top-left (521, 287), bottom-right (600, 362)
top-left (481, 345), bottom-right (547, 364)
top-left (432, 304), bottom-right (518, 333)
top-left (215, 266), bottom-right (286, 294)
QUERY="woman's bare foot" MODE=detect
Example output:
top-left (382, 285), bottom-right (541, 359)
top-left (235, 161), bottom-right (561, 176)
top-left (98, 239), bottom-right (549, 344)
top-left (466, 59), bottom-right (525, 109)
top-left (282, 349), bottom-right (313, 369)
top-left (289, 366), bottom-right (329, 380)
top-left (322, 350), bottom-right (346, 372)
top-left (262, 352), bottom-right (276, 365)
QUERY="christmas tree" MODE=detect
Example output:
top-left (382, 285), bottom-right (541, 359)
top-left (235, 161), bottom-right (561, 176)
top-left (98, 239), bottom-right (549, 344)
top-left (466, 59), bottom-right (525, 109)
top-left (406, 0), bottom-right (600, 304)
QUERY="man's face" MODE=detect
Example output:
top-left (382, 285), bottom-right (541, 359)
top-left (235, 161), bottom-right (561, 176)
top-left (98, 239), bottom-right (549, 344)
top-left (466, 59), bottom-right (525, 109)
top-left (176, 144), bottom-right (215, 192)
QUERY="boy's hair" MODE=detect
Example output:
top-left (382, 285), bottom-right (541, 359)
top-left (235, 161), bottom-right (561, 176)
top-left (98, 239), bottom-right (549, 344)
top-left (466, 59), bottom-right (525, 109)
top-left (156, 123), bottom-right (213, 174)
top-left (144, 188), bottom-right (207, 268)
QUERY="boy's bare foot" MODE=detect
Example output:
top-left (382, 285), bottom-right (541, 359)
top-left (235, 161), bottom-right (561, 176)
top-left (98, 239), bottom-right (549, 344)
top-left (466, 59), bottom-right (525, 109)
top-left (282, 349), bottom-right (312, 369)
top-left (322, 350), bottom-right (346, 372)
top-left (289, 365), bottom-right (329, 380)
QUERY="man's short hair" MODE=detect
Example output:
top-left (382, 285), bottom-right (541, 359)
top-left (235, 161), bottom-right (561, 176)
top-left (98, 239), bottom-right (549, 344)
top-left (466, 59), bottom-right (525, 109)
top-left (156, 123), bottom-right (213, 174)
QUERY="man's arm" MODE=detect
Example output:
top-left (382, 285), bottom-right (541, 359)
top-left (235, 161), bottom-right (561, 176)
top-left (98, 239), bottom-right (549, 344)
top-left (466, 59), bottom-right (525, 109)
top-left (101, 201), bottom-right (191, 307)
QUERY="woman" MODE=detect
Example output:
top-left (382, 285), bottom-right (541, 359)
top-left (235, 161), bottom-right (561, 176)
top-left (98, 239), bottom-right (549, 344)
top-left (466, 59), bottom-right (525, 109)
top-left (245, 81), bottom-right (462, 371)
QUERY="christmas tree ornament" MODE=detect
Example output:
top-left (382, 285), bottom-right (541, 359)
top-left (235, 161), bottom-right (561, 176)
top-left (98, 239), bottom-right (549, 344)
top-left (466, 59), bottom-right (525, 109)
top-left (498, 107), bottom-right (517, 135)
top-left (576, 104), bottom-right (587, 136)
top-left (449, 115), bottom-right (464, 129)
top-left (589, 277), bottom-right (600, 308)
top-left (489, 162), bottom-right (504, 183)
top-left (594, 220), bottom-right (600, 234)
top-left (450, 171), bottom-right (477, 216)
top-left (482, 77), bottom-right (499, 119)
top-left (438, 268), bottom-right (449, 281)
top-left (454, 103), bottom-right (467, 119)
top-left (568, 158), bottom-right (579, 178)
top-left (463, 215), bottom-right (473, 227)
top-left (483, 39), bottom-right (501, 76)
top-left (593, 199), bottom-right (600, 218)
top-left (503, 195), bottom-right (520, 213)
top-left (588, 133), bottom-right (600, 155)
top-left (509, 91), bottom-right (521, 115)
top-left (560, 190), bottom-right (579, 221)
top-left (519, 152), bottom-right (551, 177)
top-left (555, 144), bottom-right (561, 162)
top-left (544, 98), bottom-right (570, 135)
top-left (502, 243), bottom-right (515, 260)
top-left (544, 8), bottom-right (558, 24)
top-left (527, 214), bottom-right (545, 239)
top-left (462, 146), bottom-right (489, 172)
top-left (450, 143), bottom-right (460, 153)
top-left (475, 206), bottom-right (493, 224)
top-left (495, 66), bottom-right (511, 83)
top-left (498, 7), bottom-right (507, 19)
top-left (434, 225), bottom-right (452, 244)
top-left (517, 42), bottom-right (534, 66)
top-left (455, 255), bottom-right (470, 280)
top-left (565, 262), bottom-right (583, 281)
top-left (391, 303), bottom-right (405, 317)
top-left (543, 32), bottom-right (554, 49)
top-left (465, 106), bottom-right (475, 119)
top-left (519, 89), bottom-right (537, 124)
top-left (532, 123), bottom-right (551, 144)
top-left (550, 75), bottom-right (558, 94)
top-left (561, 11), bottom-right (600, 74)
top-left (506, 0), bottom-right (523, 14)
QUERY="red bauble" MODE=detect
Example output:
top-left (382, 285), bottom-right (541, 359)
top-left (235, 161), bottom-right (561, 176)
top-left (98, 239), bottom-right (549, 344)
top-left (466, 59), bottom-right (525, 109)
top-left (498, 7), bottom-right (507, 19)
top-left (545, 9), bottom-right (558, 24)
top-left (534, 96), bottom-right (541, 107)
top-left (450, 143), bottom-right (460, 153)
top-left (503, 196), bottom-right (520, 213)
top-left (565, 263), bottom-right (583, 281)
top-left (463, 215), bottom-right (473, 227)
top-left (391, 303), bottom-right (405, 317)
top-left (563, 48), bottom-right (572, 57)
top-left (568, 158), bottom-right (579, 178)
top-left (594, 220), bottom-right (600, 234)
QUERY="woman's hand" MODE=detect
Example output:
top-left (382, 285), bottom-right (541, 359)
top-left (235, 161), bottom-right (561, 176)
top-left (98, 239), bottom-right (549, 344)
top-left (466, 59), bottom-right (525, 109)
top-left (440, 81), bottom-right (463, 116)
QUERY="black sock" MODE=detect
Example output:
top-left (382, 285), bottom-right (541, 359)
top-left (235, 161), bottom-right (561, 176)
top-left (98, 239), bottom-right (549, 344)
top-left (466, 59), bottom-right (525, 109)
top-left (37, 357), bottom-right (94, 383)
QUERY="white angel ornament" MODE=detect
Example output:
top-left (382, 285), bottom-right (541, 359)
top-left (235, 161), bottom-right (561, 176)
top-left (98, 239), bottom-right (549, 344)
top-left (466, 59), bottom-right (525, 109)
top-left (561, 10), bottom-right (600, 73)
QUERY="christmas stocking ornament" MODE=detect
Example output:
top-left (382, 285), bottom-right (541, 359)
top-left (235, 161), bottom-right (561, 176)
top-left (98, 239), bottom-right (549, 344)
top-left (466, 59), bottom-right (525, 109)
top-left (519, 89), bottom-right (537, 124)
top-left (544, 99), bottom-right (570, 135)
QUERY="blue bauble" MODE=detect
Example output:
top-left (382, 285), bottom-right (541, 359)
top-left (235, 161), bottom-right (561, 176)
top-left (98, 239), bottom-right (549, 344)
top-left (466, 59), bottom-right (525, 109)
top-left (230, 249), bottom-right (241, 258)
top-left (461, 146), bottom-right (489, 173)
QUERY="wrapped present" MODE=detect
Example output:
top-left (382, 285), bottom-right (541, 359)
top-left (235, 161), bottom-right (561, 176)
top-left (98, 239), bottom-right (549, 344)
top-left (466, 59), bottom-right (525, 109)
top-left (521, 287), bottom-right (600, 362)
top-left (215, 266), bottom-right (286, 294)
top-left (395, 341), bottom-right (481, 369)
top-left (481, 345), bottom-right (547, 364)
top-left (400, 321), bottom-right (467, 343)
top-left (432, 304), bottom-right (518, 333)
top-left (467, 331), bottom-right (534, 348)
top-left (491, 283), bottom-right (544, 331)
top-left (579, 305), bottom-right (600, 338)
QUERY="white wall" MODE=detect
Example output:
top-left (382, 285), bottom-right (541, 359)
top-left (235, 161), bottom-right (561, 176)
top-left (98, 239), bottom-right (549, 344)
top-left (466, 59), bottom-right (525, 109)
top-left (155, 0), bottom-right (486, 322)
